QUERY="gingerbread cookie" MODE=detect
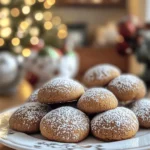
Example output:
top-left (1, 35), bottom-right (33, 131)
top-left (108, 74), bottom-right (146, 101)
top-left (40, 106), bottom-right (90, 143)
top-left (77, 88), bottom-right (118, 114)
top-left (9, 102), bottom-right (50, 133)
top-left (91, 107), bottom-right (139, 141)
top-left (131, 99), bottom-right (150, 128)
top-left (83, 64), bottom-right (121, 87)
top-left (38, 78), bottom-right (85, 104)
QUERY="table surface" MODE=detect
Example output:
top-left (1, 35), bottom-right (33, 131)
top-left (0, 80), bottom-right (33, 150)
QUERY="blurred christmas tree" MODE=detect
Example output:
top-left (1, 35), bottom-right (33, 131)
top-left (0, 0), bottom-right (68, 56)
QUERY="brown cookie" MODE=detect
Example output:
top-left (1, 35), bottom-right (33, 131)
top-left (9, 102), bottom-right (50, 133)
top-left (40, 106), bottom-right (90, 143)
top-left (77, 88), bottom-right (118, 114)
top-left (83, 64), bottom-right (121, 87)
top-left (108, 74), bottom-right (146, 102)
top-left (131, 99), bottom-right (150, 128)
top-left (27, 89), bottom-right (39, 102)
top-left (91, 107), bottom-right (139, 141)
top-left (38, 78), bottom-right (85, 104)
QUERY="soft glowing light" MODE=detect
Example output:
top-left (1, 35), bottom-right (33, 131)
top-left (1, 0), bottom-right (11, 5)
top-left (52, 16), bottom-right (61, 26)
top-left (0, 38), bottom-right (5, 47)
top-left (43, 11), bottom-right (52, 21)
top-left (43, 1), bottom-right (51, 9)
top-left (0, 18), bottom-right (10, 27)
top-left (92, 0), bottom-right (102, 3)
top-left (46, 0), bottom-right (55, 5)
top-left (38, 0), bottom-right (44, 2)
top-left (22, 48), bottom-right (31, 57)
top-left (22, 6), bottom-right (30, 15)
top-left (29, 27), bottom-right (39, 36)
top-left (44, 21), bottom-right (53, 30)
top-left (57, 29), bottom-right (68, 39)
top-left (24, 0), bottom-right (36, 5)
top-left (20, 21), bottom-right (29, 30)
top-left (1, 27), bottom-right (12, 38)
top-left (11, 38), bottom-right (20, 46)
top-left (11, 8), bottom-right (20, 17)
top-left (30, 36), bottom-right (39, 45)
top-left (35, 12), bottom-right (43, 21)
top-left (0, 8), bottom-right (9, 18)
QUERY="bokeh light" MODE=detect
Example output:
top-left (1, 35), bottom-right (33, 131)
top-left (44, 21), bottom-right (53, 30)
top-left (0, 38), bottom-right (5, 47)
top-left (30, 36), bottom-right (39, 45)
top-left (11, 38), bottom-right (20, 46)
top-left (35, 12), bottom-right (43, 21)
top-left (11, 8), bottom-right (20, 17)
top-left (22, 6), bottom-right (30, 15)
top-left (22, 48), bottom-right (31, 57)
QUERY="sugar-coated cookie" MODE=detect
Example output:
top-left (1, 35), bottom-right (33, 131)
top-left (9, 102), bottom-right (50, 133)
top-left (108, 74), bottom-right (146, 102)
top-left (77, 88), bottom-right (118, 114)
top-left (40, 106), bottom-right (90, 143)
top-left (27, 89), bottom-right (39, 102)
top-left (91, 107), bottom-right (139, 141)
top-left (131, 99), bottom-right (150, 128)
top-left (83, 64), bottom-right (121, 87)
top-left (38, 78), bottom-right (85, 104)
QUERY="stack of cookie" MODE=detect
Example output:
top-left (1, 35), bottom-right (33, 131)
top-left (9, 64), bottom-right (148, 142)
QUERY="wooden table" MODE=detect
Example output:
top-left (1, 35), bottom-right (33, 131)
top-left (0, 80), bottom-right (33, 150)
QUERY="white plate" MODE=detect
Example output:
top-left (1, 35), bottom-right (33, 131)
top-left (1, 108), bottom-right (150, 150)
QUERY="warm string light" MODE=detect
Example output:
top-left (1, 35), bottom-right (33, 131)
top-left (0, 38), bottom-right (5, 47)
top-left (11, 38), bottom-right (20, 46)
top-left (22, 6), bottom-right (30, 15)
top-left (44, 21), bottom-right (53, 30)
top-left (0, 0), bottom-right (68, 51)
top-left (22, 48), bottom-right (31, 57)
top-left (10, 8), bottom-right (20, 17)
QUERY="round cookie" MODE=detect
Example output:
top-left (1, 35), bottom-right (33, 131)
top-left (38, 78), bottom-right (85, 104)
top-left (9, 102), bottom-right (50, 133)
top-left (77, 88), bottom-right (118, 114)
top-left (108, 74), bottom-right (146, 102)
top-left (131, 99), bottom-right (150, 128)
top-left (27, 89), bottom-right (39, 102)
top-left (91, 107), bottom-right (139, 141)
top-left (40, 106), bottom-right (90, 143)
top-left (83, 64), bottom-right (121, 87)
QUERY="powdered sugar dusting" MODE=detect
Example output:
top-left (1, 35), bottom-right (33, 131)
top-left (131, 99), bottom-right (150, 121)
top-left (91, 107), bottom-right (139, 134)
top-left (41, 106), bottom-right (90, 141)
top-left (11, 102), bottom-right (50, 129)
top-left (27, 89), bottom-right (39, 102)
top-left (84, 64), bottom-right (120, 82)
top-left (109, 74), bottom-right (140, 93)
top-left (42, 77), bottom-right (84, 96)
top-left (80, 88), bottom-right (115, 102)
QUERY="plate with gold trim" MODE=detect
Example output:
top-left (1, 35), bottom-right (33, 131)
top-left (1, 107), bottom-right (150, 150)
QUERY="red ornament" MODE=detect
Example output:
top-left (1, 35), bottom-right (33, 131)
top-left (117, 41), bottom-right (132, 55)
top-left (119, 21), bottom-right (136, 38)
top-left (26, 72), bottom-right (39, 86)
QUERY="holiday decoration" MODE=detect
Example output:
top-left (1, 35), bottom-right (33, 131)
top-left (0, 0), bottom-right (68, 55)
top-left (24, 46), bottom-right (62, 86)
top-left (117, 15), bottom-right (143, 55)
top-left (0, 52), bottom-right (24, 94)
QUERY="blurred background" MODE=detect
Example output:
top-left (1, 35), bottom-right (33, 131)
top-left (1, 0), bottom-right (150, 109)
top-left (1, 0), bottom-right (150, 149)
